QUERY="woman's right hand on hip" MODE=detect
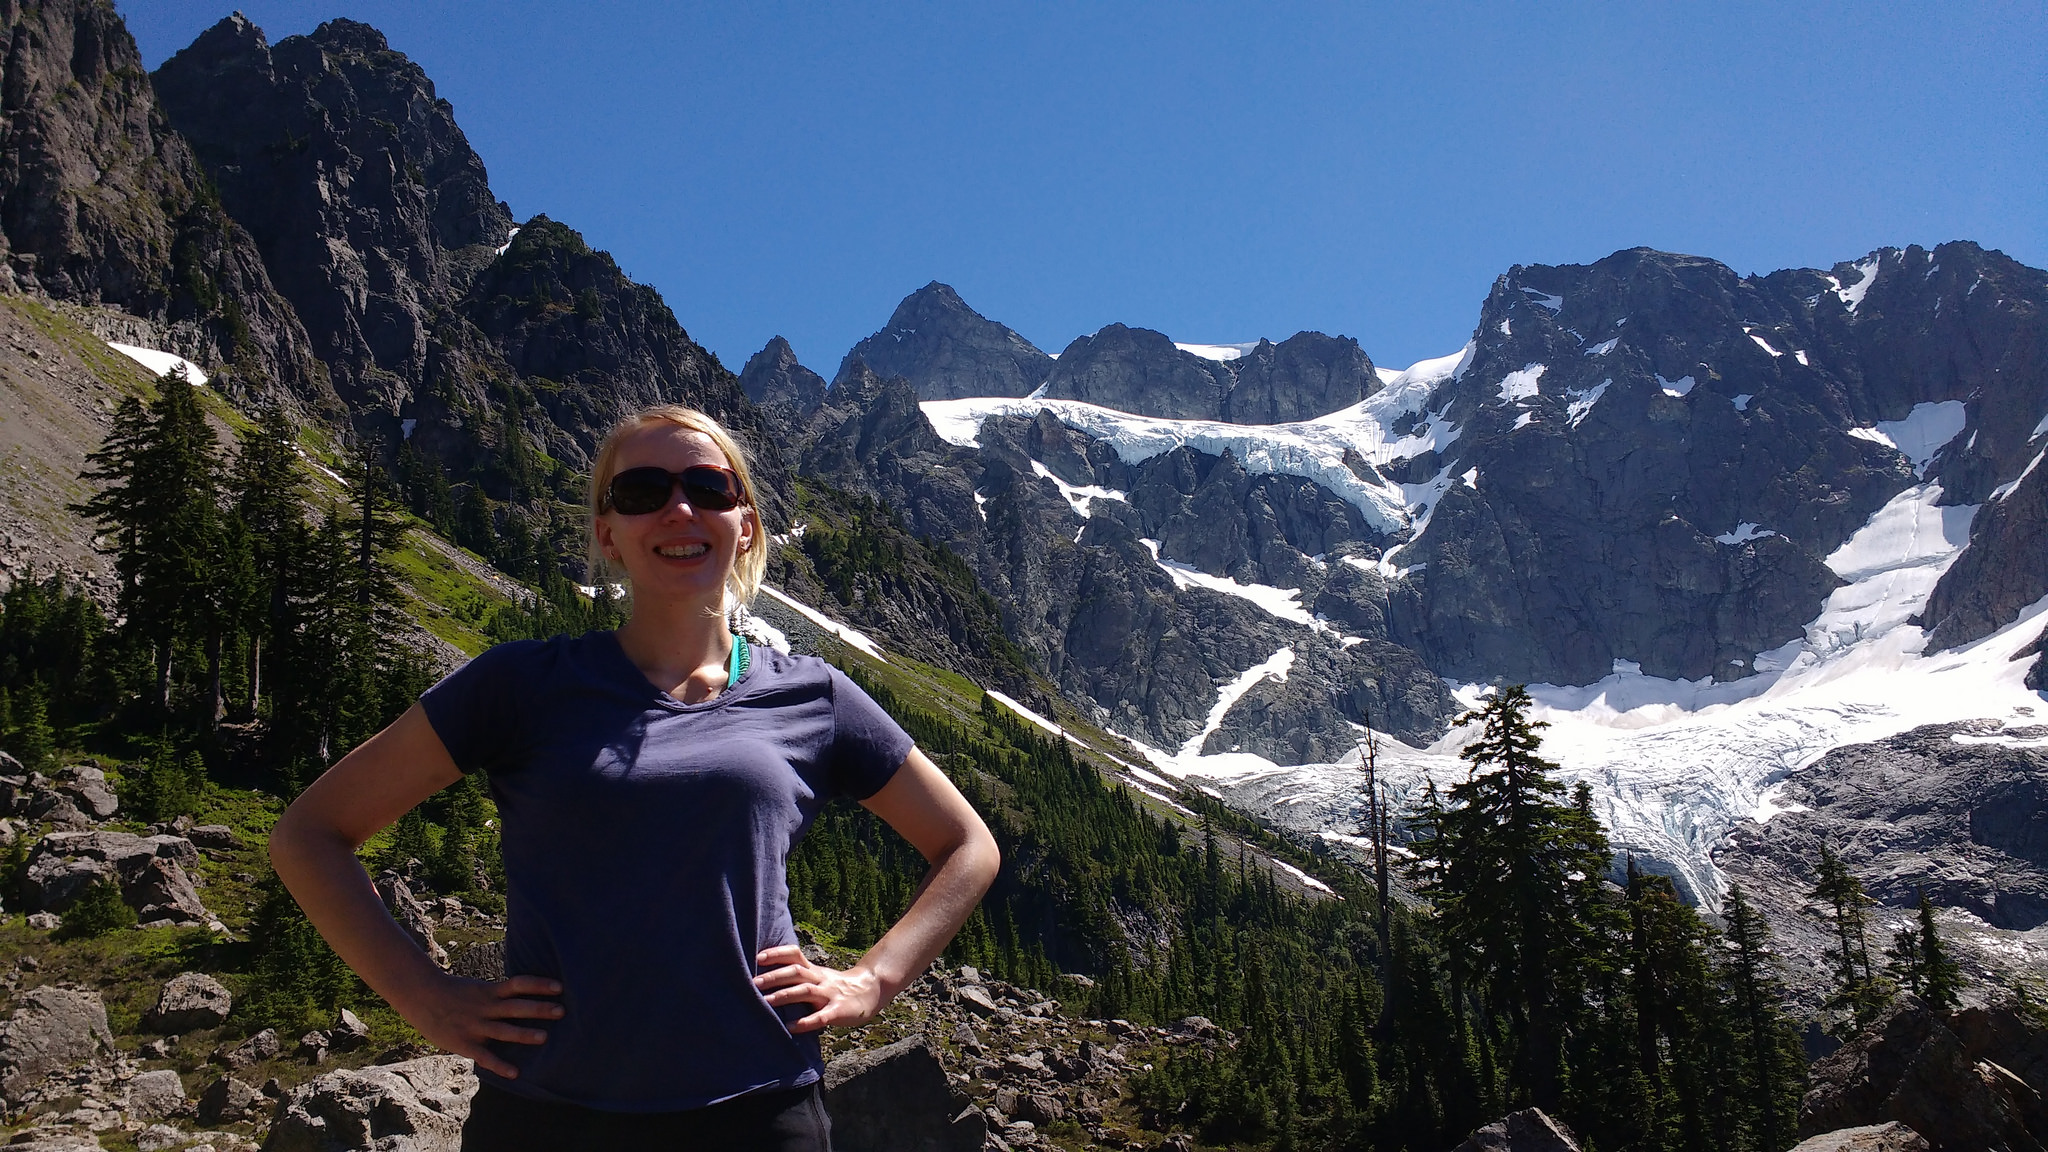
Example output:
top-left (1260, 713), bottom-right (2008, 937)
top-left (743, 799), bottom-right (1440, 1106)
top-left (396, 973), bottom-right (564, 1078)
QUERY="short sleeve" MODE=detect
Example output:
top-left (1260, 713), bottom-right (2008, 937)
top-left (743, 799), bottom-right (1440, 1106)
top-left (419, 640), bottom-right (542, 776)
top-left (826, 667), bottom-right (916, 800)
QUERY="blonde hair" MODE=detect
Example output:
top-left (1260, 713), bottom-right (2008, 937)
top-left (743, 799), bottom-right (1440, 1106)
top-left (588, 404), bottom-right (768, 608)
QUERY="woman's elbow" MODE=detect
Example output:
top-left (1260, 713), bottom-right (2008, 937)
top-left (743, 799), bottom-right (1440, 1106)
top-left (968, 821), bottom-right (1001, 891)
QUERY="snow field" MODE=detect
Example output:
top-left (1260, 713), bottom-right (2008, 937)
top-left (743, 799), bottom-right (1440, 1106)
top-left (106, 342), bottom-right (208, 386)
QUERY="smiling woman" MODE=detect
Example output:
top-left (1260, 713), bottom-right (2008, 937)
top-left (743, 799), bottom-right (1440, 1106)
top-left (267, 405), bottom-right (1001, 1152)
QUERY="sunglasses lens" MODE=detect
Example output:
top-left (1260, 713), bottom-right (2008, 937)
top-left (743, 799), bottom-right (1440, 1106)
top-left (606, 466), bottom-right (744, 514)
top-left (608, 467), bottom-right (673, 515)
top-left (680, 466), bottom-right (741, 511)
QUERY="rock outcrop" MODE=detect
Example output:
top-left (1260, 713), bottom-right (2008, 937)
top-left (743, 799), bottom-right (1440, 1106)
top-left (1716, 720), bottom-right (2048, 1002)
top-left (1453, 1108), bottom-right (1584, 1151)
top-left (262, 1054), bottom-right (477, 1152)
top-left (741, 334), bottom-right (829, 426)
top-left (1798, 999), bottom-right (2048, 1152)
top-left (822, 1035), bottom-right (985, 1152)
top-left (0, 986), bottom-right (114, 1102)
top-left (1790, 1123), bottom-right (1933, 1151)
top-left (152, 14), bottom-right (512, 418)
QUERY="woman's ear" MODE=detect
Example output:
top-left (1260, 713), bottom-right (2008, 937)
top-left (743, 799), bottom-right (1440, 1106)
top-left (593, 516), bottom-right (621, 562)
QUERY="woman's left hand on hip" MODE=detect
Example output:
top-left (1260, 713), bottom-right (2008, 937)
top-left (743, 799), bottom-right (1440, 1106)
top-left (753, 944), bottom-right (885, 1033)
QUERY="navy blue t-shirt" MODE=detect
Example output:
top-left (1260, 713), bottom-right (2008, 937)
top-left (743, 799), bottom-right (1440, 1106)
top-left (418, 631), bottom-right (914, 1111)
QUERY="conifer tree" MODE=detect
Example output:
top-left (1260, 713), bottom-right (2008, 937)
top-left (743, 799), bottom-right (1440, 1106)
top-left (75, 371), bottom-right (227, 714)
top-left (1722, 885), bottom-right (1801, 1151)
top-left (231, 401), bottom-right (307, 713)
top-left (2, 683), bottom-right (56, 770)
top-left (1411, 685), bottom-right (1606, 1111)
top-left (1811, 843), bottom-right (1893, 1026)
top-left (1887, 890), bottom-right (1963, 1010)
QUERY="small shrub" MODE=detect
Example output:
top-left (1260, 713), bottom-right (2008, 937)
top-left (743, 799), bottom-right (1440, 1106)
top-left (56, 878), bottom-right (136, 939)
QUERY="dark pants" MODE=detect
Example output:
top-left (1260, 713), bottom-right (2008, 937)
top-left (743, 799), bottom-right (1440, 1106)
top-left (462, 1080), bottom-right (832, 1152)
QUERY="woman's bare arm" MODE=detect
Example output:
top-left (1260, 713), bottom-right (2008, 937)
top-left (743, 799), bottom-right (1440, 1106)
top-left (268, 703), bottom-right (563, 1076)
top-left (754, 748), bottom-right (1000, 1032)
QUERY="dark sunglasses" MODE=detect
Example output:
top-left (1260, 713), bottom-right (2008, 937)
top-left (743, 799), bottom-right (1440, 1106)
top-left (603, 465), bottom-right (747, 515)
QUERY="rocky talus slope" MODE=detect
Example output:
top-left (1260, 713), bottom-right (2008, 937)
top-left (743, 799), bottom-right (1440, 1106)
top-left (0, 933), bottom-right (1238, 1152)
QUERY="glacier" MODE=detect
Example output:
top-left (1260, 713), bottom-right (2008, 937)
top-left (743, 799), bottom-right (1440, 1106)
top-left (922, 363), bottom-right (2048, 908)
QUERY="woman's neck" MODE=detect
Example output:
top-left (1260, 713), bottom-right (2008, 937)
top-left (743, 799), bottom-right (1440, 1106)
top-left (614, 593), bottom-right (732, 703)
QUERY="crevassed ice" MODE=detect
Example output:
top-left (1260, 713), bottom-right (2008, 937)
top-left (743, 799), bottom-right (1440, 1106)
top-left (920, 347), bottom-right (1473, 536)
top-left (1143, 481), bottom-right (2046, 909)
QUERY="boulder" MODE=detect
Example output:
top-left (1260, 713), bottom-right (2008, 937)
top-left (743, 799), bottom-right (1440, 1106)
top-left (24, 832), bottom-right (209, 922)
top-left (125, 1067), bottom-right (186, 1119)
top-left (146, 972), bottom-right (234, 1033)
top-left (188, 825), bottom-right (240, 850)
top-left (137, 1125), bottom-right (187, 1152)
top-left (55, 767), bottom-right (119, 820)
top-left (0, 769), bottom-right (29, 812)
top-left (446, 940), bottom-right (504, 982)
top-left (1790, 1123), bottom-right (1933, 1151)
top-left (1015, 1091), bottom-right (1064, 1125)
top-left (262, 1054), bottom-right (477, 1152)
top-left (824, 1035), bottom-right (985, 1152)
top-left (27, 788), bottom-right (92, 829)
top-left (1454, 1108), bottom-right (1584, 1152)
top-left (221, 1028), bottom-right (283, 1069)
top-left (0, 985), bottom-right (115, 1101)
top-left (954, 984), bottom-right (998, 1016)
top-left (199, 1074), bottom-right (264, 1123)
top-left (330, 1009), bottom-right (370, 1053)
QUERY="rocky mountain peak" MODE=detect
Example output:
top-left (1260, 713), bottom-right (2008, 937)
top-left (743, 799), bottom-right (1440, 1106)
top-left (1042, 323), bottom-right (1234, 420)
top-left (154, 13), bottom-right (514, 414)
top-left (741, 335), bottom-right (828, 419)
top-left (836, 280), bottom-right (1052, 401)
top-left (0, 0), bottom-right (323, 403)
top-left (308, 17), bottom-right (396, 56)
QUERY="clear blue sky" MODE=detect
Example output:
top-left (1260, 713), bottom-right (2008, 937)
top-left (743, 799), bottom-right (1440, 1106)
top-left (128, 2), bottom-right (2045, 377)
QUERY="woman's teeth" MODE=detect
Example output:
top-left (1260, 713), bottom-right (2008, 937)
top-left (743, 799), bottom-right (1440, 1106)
top-left (656, 543), bottom-right (709, 558)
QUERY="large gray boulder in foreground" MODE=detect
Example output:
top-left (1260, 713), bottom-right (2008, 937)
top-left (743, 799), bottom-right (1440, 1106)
top-left (0, 986), bottom-right (115, 1101)
top-left (1454, 1108), bottom-right (1583, 1152)
top-left (824, 1035), bottom-right (984, 1152)
top-left (263, 1054), bottom-right (476, 1152)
